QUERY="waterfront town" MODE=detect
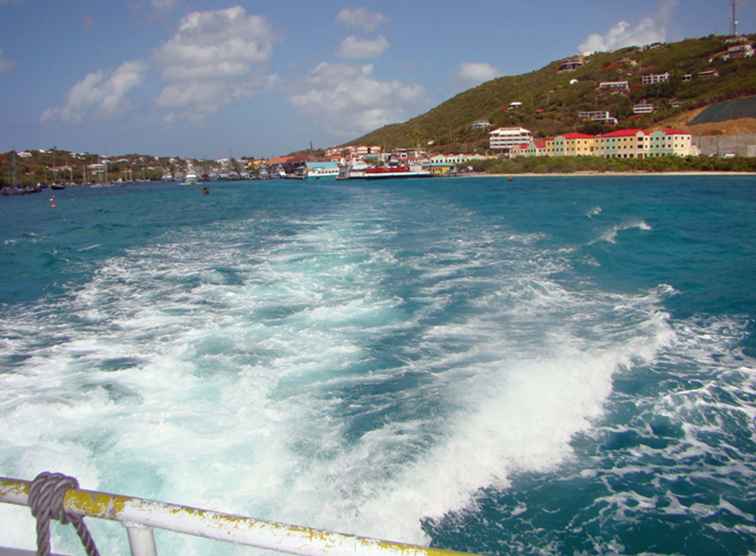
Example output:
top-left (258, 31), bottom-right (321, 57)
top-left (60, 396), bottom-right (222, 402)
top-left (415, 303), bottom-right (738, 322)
top-left (0, 124), bottom-right (713, 192)
top-left (2, 31), bottom-right (755, 190)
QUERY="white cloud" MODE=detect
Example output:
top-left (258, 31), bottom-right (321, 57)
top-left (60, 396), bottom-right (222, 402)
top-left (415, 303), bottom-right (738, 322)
top-left (0, 49), bottom-right (14, 72)
top-left (336, 7), bottom-right (387, 32)
top-left (578, 0), bottom-right (678, 54)
top-left (290, 62), bottom-right (425, 137)
top-left (337, 35), bottom-right (389, 59)
top-left (41, 60), bottom-right (147, 123)
top-left (457, 62), bottom-right (500, 85)
top-left (155, 5), bottom-right (276, 120)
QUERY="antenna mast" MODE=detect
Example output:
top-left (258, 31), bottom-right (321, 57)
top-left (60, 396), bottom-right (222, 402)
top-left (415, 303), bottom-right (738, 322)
top-left (731, 0), bottom-right (738, 36)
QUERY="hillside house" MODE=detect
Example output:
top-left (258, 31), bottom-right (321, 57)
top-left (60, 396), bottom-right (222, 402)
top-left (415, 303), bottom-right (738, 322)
top-left (558, 56), bottom-right (585, 72)
top-left (633, 103), bottom-right (655, 115)
top-left (598, 81), bottom-right (630, 93)
top-left (471, 120), bottom-right (492, 130)
top-left (578, 111), bottom-right (618, 125)
top-left (641, 73), bottom-right (670, 86)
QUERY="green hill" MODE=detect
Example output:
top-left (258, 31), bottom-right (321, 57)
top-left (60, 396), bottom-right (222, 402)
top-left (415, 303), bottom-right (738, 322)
top-left (348, 35), bottom-right (756, 151)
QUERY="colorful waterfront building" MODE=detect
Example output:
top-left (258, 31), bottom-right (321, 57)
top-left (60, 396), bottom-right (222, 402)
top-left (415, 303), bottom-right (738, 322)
top-left (646, 129), bottom-right (694, 157)
top-left (552, 133), bottom-right (596, 156)
top-left (595, 129), bottom-right (647, 158)
top-left (521, 138), bottom-right (548, 157)
top-left (512, 129), bottom-right (694, 160)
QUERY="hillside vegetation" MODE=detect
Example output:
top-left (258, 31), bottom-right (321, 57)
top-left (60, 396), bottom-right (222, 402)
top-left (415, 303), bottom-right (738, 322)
top-left (349, 35), bottom-right (756, 151)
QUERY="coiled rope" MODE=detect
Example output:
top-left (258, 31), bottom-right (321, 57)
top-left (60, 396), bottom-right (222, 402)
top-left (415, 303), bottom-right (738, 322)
top-left (28, 472), bottom-right (100, 556)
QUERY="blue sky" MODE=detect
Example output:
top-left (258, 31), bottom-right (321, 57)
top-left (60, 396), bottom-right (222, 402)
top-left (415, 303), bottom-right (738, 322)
top-left (0, 0), bottom-right (753, 158)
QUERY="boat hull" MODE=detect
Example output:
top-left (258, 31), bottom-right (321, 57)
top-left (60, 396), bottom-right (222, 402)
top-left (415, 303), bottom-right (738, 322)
top-left (360, 172), bottom-right (432, 180)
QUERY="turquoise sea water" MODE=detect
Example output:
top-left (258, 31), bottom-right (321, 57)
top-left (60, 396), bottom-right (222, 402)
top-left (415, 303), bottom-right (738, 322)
top-left (0, 177), bottom-right (754, 555)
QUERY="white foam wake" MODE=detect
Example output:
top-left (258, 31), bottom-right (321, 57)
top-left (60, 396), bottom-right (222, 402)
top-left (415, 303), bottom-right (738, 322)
top-left (0, 192), bottom-right (678, 555)
top-left (597, 219), bottom-right (652, 244)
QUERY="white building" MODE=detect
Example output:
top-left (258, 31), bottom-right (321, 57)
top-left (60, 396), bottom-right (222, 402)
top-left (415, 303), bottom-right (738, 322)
top-left (633, 103), bottom-right (655, 114)
top-left (489, 127), bottom-right (533, 153)
top-left (470, 120), bottom-right (492, 130)
top-left (641, 72), bottom-right (670, 86)
top-left (577, 111), bottom-right (618, 124)
top-left (598, 81), bottom-right (630, 93)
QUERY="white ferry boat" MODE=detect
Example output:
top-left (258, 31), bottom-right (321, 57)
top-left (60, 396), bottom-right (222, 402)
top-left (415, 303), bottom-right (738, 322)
top-left (304, 162), bottom-right (339, 180)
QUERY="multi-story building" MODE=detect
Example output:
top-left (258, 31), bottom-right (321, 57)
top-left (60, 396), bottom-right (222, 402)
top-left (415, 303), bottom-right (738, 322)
top-left (641, 72), bottom-right (670, 86)
top-left (554, 133), bottom-right (596, 156)
top-left (512, 139), bottom-right (548, 158)
top-left (507, 129), bottom-right (695, 160)
top-left (646, 129), bottom-right (694, 157)
top-left (595, 129), bottom-right (647, 158)
top-left (598, 81), bottom-right (630, 93)
top-left (489, 127), bottom-right (533, 153)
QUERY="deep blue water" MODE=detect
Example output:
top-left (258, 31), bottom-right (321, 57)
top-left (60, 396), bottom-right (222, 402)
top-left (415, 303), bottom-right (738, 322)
top-left (0, 177), bottom-right (754, 555)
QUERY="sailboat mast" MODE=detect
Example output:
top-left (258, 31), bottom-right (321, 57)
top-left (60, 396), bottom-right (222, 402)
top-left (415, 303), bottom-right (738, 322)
top-left (11, 150), bottom-right (17, 185)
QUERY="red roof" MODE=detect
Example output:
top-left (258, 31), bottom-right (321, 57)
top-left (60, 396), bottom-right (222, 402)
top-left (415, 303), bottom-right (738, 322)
top-left (562, 133), bottom-right (594, 139)
top-left (268, 156), bottom-right (294, 165)
top-left (534, 139), bottom-right (547, 148)
top-left (601, 128), bottom-right (644, 138)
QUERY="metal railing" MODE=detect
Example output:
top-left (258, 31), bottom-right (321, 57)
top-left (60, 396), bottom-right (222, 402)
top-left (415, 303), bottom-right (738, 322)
top-left (0, 477), bottom-right (472, 556)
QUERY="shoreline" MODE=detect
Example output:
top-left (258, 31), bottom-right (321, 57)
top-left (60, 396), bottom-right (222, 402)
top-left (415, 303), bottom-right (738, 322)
top-left (464, 171), bottom-right (756, 178)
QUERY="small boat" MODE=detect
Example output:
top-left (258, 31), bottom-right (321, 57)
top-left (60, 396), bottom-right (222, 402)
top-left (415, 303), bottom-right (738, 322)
top-left (50, 184), bottom-right (66, 190)
top-left (182, 172), bottom-right (199, 185)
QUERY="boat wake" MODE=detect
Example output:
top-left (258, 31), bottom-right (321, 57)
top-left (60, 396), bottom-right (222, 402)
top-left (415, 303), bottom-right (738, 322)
top-left (0, 187), bottom-right (751, 555)
top-left (596, 219), bottom-right (652, 244)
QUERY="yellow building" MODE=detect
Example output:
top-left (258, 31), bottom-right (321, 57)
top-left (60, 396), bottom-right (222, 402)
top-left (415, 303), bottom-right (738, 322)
top-left (595, 129), bottom-right (647, 159)
top-left (552, 133), bottom-right (596, 156)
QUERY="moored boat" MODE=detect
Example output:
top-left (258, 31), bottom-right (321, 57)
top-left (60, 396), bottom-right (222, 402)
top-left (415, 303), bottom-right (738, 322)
top-left (361, 165), bottom-right (431, 180)
top-left (182, 172), bottom-right (199, 185)
top-left (304, 161), bottom-right (339, 180)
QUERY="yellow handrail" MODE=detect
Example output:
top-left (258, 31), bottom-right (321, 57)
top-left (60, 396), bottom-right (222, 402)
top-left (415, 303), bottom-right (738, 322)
top-left (0, 477), bottom-right (474, 556)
